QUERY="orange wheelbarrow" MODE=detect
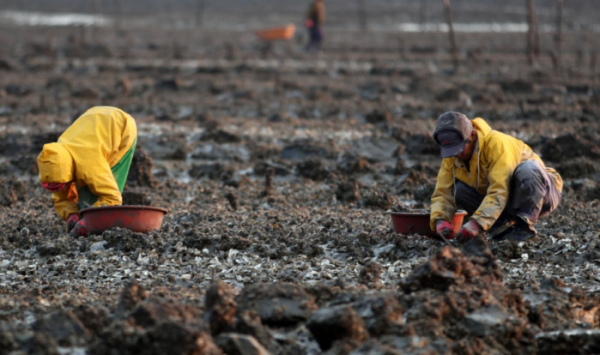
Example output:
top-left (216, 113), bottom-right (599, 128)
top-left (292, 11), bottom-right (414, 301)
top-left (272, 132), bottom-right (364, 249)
top-left (254, 24), bottom-right (297, 42)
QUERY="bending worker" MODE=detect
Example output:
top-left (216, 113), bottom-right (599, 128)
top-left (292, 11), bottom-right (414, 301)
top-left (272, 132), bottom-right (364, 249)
top-left (37, 106), bottom-right (137, 236)
top-left (430, 112), bottom-right (562, 242)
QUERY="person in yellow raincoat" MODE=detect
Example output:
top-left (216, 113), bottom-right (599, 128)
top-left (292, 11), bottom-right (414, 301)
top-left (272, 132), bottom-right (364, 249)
top-left (37, 106), bottom-right (137, 236)
top-left (430, 112), bottom-right (563, 242)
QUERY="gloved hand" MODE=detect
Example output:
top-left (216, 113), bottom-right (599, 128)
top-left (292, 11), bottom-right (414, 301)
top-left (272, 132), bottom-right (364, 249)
top-left (69, 219), bottom-right (88, 237)
top-left (67, 213), bottom-right (80, 233)
top-left (305, 19), bottom-right (314, 28)
top-left (456, 220), bottom-right (482, 242)
top-left (435, 220), bottom-right (455, 239)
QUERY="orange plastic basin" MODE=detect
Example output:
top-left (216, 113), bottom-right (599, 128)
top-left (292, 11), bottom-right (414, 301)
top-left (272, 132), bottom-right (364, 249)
top-left (255, 24), bottom-right (296, 41)
top-left (80, 206), bottom-right (168, 235)
top-left (388, 211), bottom-right (467, 237)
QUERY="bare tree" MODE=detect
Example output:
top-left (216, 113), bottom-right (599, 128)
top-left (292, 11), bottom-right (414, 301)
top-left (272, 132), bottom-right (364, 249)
top-left (358, 0), bottom-right (367, 31)
top-left (527, 0), bottom-right (540, 65)
top-left (443, 0), bottom-right (459, 72)
top-left (554, 0), bottom-right (563, 71)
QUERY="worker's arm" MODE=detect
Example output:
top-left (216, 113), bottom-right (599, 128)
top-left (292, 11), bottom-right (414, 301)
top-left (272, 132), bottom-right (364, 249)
top-left (82, 159), bottom-right (123, 207)
top-left (430, 159), bottom-right (458, 230)
top-left (471, 140), bottom-right (519, 230)
top-left (52, 189), bottom-right (79, 221)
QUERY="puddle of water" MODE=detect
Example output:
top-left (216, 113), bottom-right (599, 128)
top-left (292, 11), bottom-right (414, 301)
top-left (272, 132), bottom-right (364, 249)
top-left (0, 11), bottom-right (111, 27)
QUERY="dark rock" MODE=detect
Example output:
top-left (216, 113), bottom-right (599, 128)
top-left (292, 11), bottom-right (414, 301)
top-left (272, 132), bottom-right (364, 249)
top-left (5, 84), bottom-right (31, 96)
top-left (351, 295), bottom-right (403, 336)
top-left (32, 311), bottom-right (90, 346)
top-left (130, 298), bottom-right (202, 329)
top-left (360, 192), bottom-right (395, 211)
top-left (201, 129), bottom-right (242, 144)
top-left (20, 332), bottom-right (60, 355)
top-left (338, 154), bottom-right (369, 174)
top-left (215, 333), bottom-right (271, 355)
top-left (365, 110), bottom-right (392, 124)
top-left (236, 283), bottom-right (317, 327)
top-left (231, 311), bottom-right (283, 355)
top-left (281, 140), bottom-right (333, 161)
top-left (350, 137), bottom-right (399, 163)
top-left (122, 191), bottom-right (152, 206)
top-left (127, 146), bottom-right (155, 187)
top-left (541, 133), bottom-right (600, 162)
top-left (297, 158), bottom-right (330, 181)
top-left (155, 78), bottom-right (180, 91)
top-left (90, 321), bottom-right (222, 355)
top-left (306, 305), bottom-right (369, 351)
top-left (399, 244), bottom-right (502, 293)
top-left (501, 80), bottom-right (535, 94)
top-left (405, 134), bottom-right (439, 155)
top-left (189, 163), bottom-right (233, 181)
top-left (0, 178), bottom-right (27, 207)
top-left (358, 262), bottom-right (383, 288)
top-left (116, 281), bottom-right (149, 316)
top-left (435, 88), bottom-right (469, 102)
top-left (537, 329), bottom-right (600, 355)
top-left (463, 305), bottom-right (508, 337)
top-left (72, 87), bottom-right (100, 99)
top-left (335, 179), bottom-right (362, 203)
top-left (556, 157), bottom-right (598, 179)
top-left (73, 305), bottom-right (111, 336)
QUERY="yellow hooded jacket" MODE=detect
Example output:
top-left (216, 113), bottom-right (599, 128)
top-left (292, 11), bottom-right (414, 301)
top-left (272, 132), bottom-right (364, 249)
top-left (37, 106), bottom-right (137, 220)
top-left (430, 118), bottom-right (563, 231)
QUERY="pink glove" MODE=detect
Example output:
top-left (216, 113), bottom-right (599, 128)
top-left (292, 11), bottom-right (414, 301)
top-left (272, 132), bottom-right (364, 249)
top-left (70, 219), bottom-right (88, 237)
top-left (456, 220), bottom-right (481, 242)
top-left (305, 19), bottom-right (314, 28)
top-left (435, 220), bottom-right (455, 239)
top-left (67, 214), bottom-right (80, 233)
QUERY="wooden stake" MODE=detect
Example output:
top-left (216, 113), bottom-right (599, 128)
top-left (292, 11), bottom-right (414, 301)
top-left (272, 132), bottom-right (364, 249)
top-left (554, 0), bottom-right (563, 70)
top-left (358, 0), bottom-right (367, 31)
top-left (443, 0), bottom-right (459, 72)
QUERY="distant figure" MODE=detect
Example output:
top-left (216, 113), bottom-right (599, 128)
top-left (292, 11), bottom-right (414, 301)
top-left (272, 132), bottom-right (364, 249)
top-left (305, 0), bottom-right (326, 52)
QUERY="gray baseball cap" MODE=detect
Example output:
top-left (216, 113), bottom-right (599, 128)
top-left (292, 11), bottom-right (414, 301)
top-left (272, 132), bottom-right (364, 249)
top-left (433, 112), bottom-right (474, 158)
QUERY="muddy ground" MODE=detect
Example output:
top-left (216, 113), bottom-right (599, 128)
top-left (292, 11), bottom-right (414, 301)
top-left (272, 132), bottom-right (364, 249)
top-left (1, 6), bottom-right (600, 353)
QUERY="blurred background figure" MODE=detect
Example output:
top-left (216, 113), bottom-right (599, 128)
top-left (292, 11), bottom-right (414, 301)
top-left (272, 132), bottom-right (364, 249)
top-left (305, 0), bottom-right (325, 52)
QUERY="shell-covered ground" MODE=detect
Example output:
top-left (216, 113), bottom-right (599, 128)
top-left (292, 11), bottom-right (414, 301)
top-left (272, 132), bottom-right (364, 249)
top-left (1, 4), bottom-right (600, 353)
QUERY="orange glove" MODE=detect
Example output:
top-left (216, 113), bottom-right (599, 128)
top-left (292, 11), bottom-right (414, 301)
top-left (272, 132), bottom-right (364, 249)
top-left (435, 220), bottom-right (455, 239)
top-left (456, 220), bottom-right (482, 242)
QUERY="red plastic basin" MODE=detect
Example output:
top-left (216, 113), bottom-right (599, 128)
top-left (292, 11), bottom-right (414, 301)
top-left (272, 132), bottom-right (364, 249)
top-left (388, 211), bottom-right (467, 237)
top-left (80, 206), bottom-right (168, 235)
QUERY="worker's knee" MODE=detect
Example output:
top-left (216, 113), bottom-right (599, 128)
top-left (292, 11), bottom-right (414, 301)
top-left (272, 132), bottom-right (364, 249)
top-left (513, 160), bottom-right (543, 182)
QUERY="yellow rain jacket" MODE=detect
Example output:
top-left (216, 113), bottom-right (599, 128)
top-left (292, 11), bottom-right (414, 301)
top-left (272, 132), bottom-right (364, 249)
top-left (430, 118), bottom-right (563, 231)
top-left (37, 106), bottom-right (137, 220)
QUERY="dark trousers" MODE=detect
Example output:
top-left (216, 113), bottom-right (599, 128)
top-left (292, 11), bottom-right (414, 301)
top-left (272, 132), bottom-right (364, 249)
top-left (455, 160), bottom-right (561, 229)
top-left (307, 26), bottom-right (323, 52)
